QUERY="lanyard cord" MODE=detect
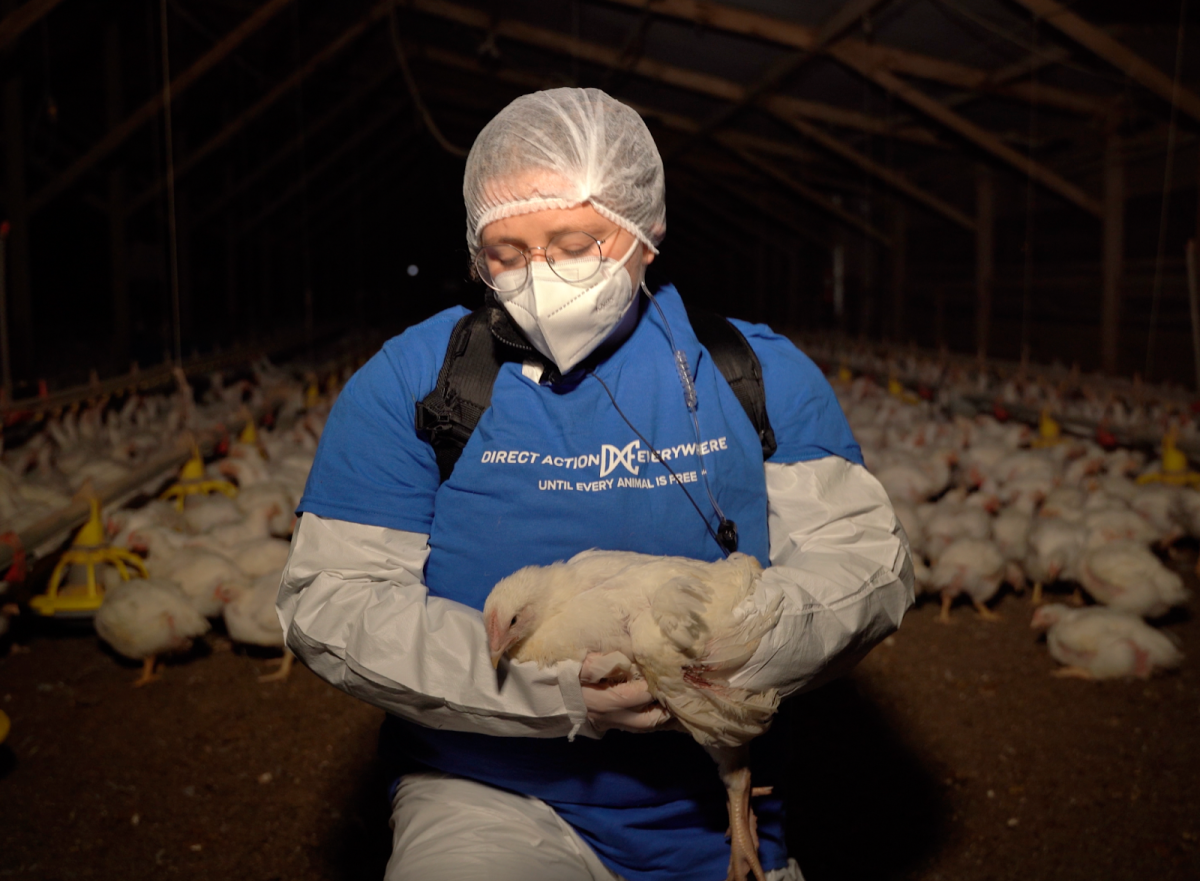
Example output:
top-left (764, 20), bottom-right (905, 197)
top-left (585, 283), bottom-right (739, 556)
top-left (587, 368), bottom-right (732, 557)
top-left (642, 282), bottom-right (731, 528)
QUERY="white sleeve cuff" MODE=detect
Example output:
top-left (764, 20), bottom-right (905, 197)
top-left (728, 457), bottom-right (915, 697)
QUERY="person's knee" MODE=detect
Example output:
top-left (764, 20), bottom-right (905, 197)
top-left (385, 772), bottom-right (606, 881)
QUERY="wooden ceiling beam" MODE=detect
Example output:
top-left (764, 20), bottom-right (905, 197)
top-left (767, 113), bottom-right (975, 231)
top-left (193, 65), bottom-right (395, 224)
top-left (29, 0), bottom-right (297, 213)
top-left (661, 0), bottom-right (900, 162)
top-left (682, 167), bottom-right (833, 250)
top-left (716, 140), bottom-right (891, 246)
top-left (403, 0), bottom-right (944, 146)
top-left (598, 0), bottom-right (1110, 116)
top-left (238, 103), bottom-right (409, 234)
top-left (127, 0), bottom-right (393, 217)
top-left (269, 138), bottom-right (422, 242)
top-left (0, 0), bottom-right (66, 52)
top-left (641, 83), bottom-right (969, 230)
top-left (587, 0), bottom-right (1101, 214)
top-left (1007, 0), bottom-right (1200, 125)
top-left (832, 46), bottom-right (1102, 216)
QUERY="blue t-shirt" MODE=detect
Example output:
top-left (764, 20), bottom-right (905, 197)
top-left (299, 285), bottom-right (861, 881)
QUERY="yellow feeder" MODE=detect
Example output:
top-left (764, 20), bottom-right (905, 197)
top-left (304, 382), bottom-right (321, 408)
top-left (1030, 408), bottom-right (1063, 448)
top-left (887, 376), bottom-right (920, 406)
top-left (160, 448), bottom-right (238, 511)
top-left (836, 365), bottom-right (853, 384)
top-left (1137, 426), bottom-right (1200, 487)
top-left (30, 498), bottom-right (149, 617)
top-left (0, 709), bottom-right (9, 744)
top-left (238, 419), bottom-right (268, 459)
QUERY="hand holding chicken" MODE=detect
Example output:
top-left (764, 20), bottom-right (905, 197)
top-left (484, 549), bottom-right (783, 881)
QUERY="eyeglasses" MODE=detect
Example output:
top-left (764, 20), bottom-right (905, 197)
top-left (472, 230), bottom-right (610, 292)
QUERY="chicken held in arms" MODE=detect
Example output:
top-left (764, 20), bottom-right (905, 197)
top-left (485, 549), bottom-right (783, 881)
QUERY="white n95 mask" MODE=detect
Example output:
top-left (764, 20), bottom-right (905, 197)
top-left (496, 240), bottom-right (640, 374)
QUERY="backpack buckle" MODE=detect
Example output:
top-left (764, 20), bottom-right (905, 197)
top-left (415, 400), bottom-right (452, 435)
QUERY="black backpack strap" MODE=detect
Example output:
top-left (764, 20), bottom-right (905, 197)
top-left (415, 304), bottom-right (532, 482)
top-left (417, 298), bottom-right (777, 483)
top-left (685, 305), bottom-right (778, 460)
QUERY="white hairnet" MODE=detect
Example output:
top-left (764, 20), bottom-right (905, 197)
top-left (463, 88), bottom-right (666, 254)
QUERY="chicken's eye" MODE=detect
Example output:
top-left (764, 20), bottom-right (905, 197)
top-left (510, 615), bottom-right (518, 627)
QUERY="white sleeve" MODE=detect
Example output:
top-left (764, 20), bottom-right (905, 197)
top-left (276, 512), bottom-right (596, 739)
top-left (728, 456), bottom-right (915, 698)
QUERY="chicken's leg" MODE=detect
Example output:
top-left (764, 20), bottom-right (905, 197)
top-left (972, 599), bottom-right (1002, 622)
top-left (1051, 665), bottom-right (1095, 680)
top-left (258, 649), bottom-right (294, 683)
top-left (133, 656), bottom-right (159, 687)
top-left (1031, 582), bottom-right (1044, 605)
top-left (708, 745), bottom-right (770, 881)
top-left (937, 593), bottom-right (953, 624)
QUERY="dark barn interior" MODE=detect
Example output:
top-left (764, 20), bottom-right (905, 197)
top-left (1, 2), bottom-right (1199, 879)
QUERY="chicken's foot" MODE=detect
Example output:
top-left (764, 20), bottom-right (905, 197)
top-left (709, 745), bottom-right (769, 881)
top-left (258, 649), bottom-right (294, 683)
top-left (1051, 665), bottom-right (1095, 679)
top-left (972, 600), bottom-right (1002, 622)
top-left (937, 593), bottom-right (953, 624)
top-left (133, 656), bottom-right (159, 688)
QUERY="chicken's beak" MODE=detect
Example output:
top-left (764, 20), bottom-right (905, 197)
top-left (490, 648), bottom-right (505, 669)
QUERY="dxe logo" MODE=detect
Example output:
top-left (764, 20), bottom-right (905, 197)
top-left (599, 440), bottom-right (640, 477)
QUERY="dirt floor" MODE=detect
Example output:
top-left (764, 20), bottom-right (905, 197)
top-left (1, 559), bottom-right (1198, 881)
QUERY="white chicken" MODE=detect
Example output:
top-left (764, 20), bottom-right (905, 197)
top-left (1127, 484), bottom-right (1184, 547)
top-left (126, 525), bottom-right (245, 617)
top-left (1038, 486), bottom-right (1086, 522)
top-left (891, 501), bottom-right (925, 559)
top-left (1024, 519), bottom-right (1088, 604)
top-left (1077, 542), bottom-right (1189, 618)
top-left (927, 537), bottom-right (1008, 622)
top-left (180, 494), bottom-right (244, 534)
top-left (94, 578), bottom-right (210, 686)
top-left (484, 549), bottom-right (783, 881)
top-left (107, 500), bottom-right (188, 546)
top-left (221, 571), bottom-right (293, 682)
top-left (184, 504), bottom-right (292, 577)
top-left (872, 448), bottom-right (953, 504)
top-left (1081, 507), bottom-right (1158, 549)
top-left (991, 508), bottom-right (1031, 590)
top-left (1177, 490), bottom-right (1200, 575)
top-left (921, 498), bottom-right (992, 563)
top-left (1030, 603), bottom-right (1183, 679)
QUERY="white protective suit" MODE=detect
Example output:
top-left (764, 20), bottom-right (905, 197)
top-left (278, 456), bottom-right (913, 879)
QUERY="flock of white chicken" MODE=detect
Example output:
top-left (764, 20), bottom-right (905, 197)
top-left (0, 361), bottom-right (336, 684)
top-left (837, 372), bottom-right (1194, 681)
top-left (4, 346), bottom-right (1196, 687)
